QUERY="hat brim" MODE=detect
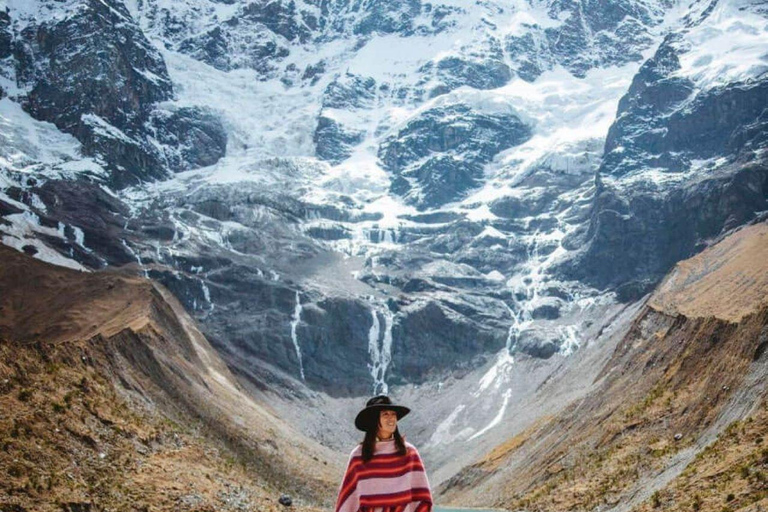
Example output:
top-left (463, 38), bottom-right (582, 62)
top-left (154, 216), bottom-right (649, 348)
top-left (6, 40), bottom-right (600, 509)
top-left (354, 404), bottom-right (411, 431)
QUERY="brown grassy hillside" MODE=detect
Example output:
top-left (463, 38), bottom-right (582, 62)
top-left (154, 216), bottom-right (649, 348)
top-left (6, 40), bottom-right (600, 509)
top-left (439, 221), bottom-right (768, 512)
top-left (0, 246), bottom-right (341, 511)
top-left (633, 398), bottom-right (768, 512)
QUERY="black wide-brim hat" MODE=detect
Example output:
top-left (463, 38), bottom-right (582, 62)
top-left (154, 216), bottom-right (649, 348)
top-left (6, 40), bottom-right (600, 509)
top-left (354, 395), bottom-right (411, 432)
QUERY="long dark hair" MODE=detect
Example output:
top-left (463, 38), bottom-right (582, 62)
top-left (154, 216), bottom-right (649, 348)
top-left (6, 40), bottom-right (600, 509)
top-left (362, 426), bottom-right (407, 462)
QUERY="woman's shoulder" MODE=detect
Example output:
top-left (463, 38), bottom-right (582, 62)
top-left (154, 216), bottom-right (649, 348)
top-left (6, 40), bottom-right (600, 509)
top-left (404, 440), bottom-right (421, 454)
top-left (348, 443), bottom-right (364, 458)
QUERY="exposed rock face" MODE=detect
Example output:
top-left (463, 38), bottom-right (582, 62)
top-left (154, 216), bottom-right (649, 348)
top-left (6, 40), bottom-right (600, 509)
top-left (176, 271), bottom-right (378, 395)
top-left (288, 295), bottom-right (375, 390)
top-left (322, 73), bottom-right (377, 110)
top-left (0, 9), bottom-right (9, 56)
top-left (314, 73), bottom-right (376, 163)
top-left (563, 4), bottom-right (768, 296)
top-left (570, 3), bottom-right (768, 299)
top-left (14, 0), bottom-right (173, 127)
top-left (142, 0), bottom-right (315, 74)
top-left (504, 32), bottom-right (555, 83)
top-left (151, 106), bottom-right (228, 172)
top-left (164, 0), bottom-right (457, 77)
top-left (12, 0), bottom-right (172, 186)
top-left (239, 0), bottom-right (314, 43)
top-left (379, 103), bottom-right (532, 209)
top-left (392, 297), bottom-right (507, 381)
top-left (33, 179), bottom-right (136, 267)
top-left (565, 162), bottom-right (768, 296)
top-left (7, 0), bottom-right (227, 188)
top-left (602, 40), bottom-right (768, 178)
top-left (318, 0), bottom-right (458, 37)
top-left (0, 9), bottom-right (10, 99)
top-left (419, 36), bottom-right (512, 96)
top-left (314, 116), bottom-right (365, 164)
top-left (543, 0), bottom-right (665, 78)
top-left (100, 172), bottom-right (386, 395)
top-left (178, 20), bottom-right (291, 74)
top-left (503, 0), bottom-right (668, 82)
top-left (515, 327), bottom-right (562, 359)
top-left (341, 0), bottom-right (421, 36)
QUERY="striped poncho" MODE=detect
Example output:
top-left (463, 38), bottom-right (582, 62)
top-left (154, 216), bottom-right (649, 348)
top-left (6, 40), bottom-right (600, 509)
top-left (335, 439), bottom-right (433, 512)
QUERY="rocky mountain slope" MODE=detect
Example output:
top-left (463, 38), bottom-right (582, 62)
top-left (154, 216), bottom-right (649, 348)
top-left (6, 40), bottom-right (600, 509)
top-left (438, 219), bottom-right (768, 511)
top-left (0, 0), bottom-right (766, 497)
top-left (0, 245), bottom-right (341, 511)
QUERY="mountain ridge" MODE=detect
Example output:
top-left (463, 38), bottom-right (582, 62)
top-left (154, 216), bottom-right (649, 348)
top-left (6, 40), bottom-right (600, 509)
top-left (438, 220), bottom-right (768, 511)
top-left (0, 244), bottom-right (341, 510)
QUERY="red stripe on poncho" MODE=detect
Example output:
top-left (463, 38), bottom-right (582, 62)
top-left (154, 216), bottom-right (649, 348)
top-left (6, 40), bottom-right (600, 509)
top-left (335, 440), bottom-right (433, 512)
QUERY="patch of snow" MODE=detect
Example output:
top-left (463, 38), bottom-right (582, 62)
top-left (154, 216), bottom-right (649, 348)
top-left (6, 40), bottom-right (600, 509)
top-left (469, 387), bottom-right (512, 440)
top-left (673, 1), bottom-right (768, 88)
top-left (485, 270), bottom-right (505, 281)
top-left (465, 62), bottom-right (641, 205)
top-left (0, 99), bottom-right (91, 175)
top-left (425, 404), bottom-right (467, 448)
top-left (465, 203), bottom-right (498, 222)
top-left (1, 210), bottom-right (86, 270)
top-left (82, 114), bottom-right (137, 144)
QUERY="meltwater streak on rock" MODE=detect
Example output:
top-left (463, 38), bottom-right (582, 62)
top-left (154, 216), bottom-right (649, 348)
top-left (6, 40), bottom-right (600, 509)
top-left (476, 223), bottom-right (568, 395)
top-left (508, 229), bottom-right (539, 348)
top-left (467, 213), bottom-right (589, 437)
top-left (121, 238), bottom-right (148, 278)
top-left (474, 306), bottom-right (517, 397)
top-left (466, 226), bottom-right (568, 436)
top-left (368, 307), bottom-right (382, 393)
top-left (368, 301), bottom-right (394, 395)
top-left (290, 291), bottom-right (306, 381)
top-left (557, 324), bottom-right (580, 356)
top-left (515, 214), bottom-right (585, 355)
top-left (380, 309), bottom-right (394, 393)
top-left (199, 278), bottom-right (214, 312)
top-left (469, 388), bottom-right (512, 441)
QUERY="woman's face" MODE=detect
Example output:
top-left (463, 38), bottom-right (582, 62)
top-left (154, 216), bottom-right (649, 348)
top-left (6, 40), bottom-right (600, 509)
top-left (378, 409), bottom-right (398, 438)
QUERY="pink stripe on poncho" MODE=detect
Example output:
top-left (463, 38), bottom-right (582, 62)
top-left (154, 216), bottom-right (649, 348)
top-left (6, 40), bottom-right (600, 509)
top-left (335, 439), bottom-right (433, 512)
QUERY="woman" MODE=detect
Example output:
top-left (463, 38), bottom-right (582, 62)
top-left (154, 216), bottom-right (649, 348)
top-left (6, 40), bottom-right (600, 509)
top-left (335, 395), bottom-right (433, 512)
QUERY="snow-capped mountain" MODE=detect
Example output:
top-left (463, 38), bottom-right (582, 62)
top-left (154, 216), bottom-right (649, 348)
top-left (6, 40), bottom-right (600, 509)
top-left (1, 0), bottom-right (766, 470)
